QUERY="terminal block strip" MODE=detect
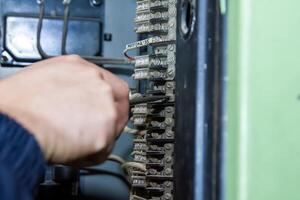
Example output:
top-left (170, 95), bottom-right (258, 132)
top-left (128, 0), bottom-right (177, 199)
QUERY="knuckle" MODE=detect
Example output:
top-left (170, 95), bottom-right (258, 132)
top-left (102, 83), bottom-right (113, 95)
top-left (108, 105), bottom-right (117, 123)
top-left (64, 55), bottom-right (84, 63)
top-left (93, 137), bottom-right (107, 153)
top-left (122, 82), bottom-right (130, 97)
top-left (118, 79), bottom-right (130, 100)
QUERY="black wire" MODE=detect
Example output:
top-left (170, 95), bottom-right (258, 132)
top-left (80, 168), bottom-right (131, 188)
top-left (61, 3), bottom-right (70, 55)
top-left (129, 95), bottom-right (169, 106)
top-left (37, 1), bottom-right (50, 59)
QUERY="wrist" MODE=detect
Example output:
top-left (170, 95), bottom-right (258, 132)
top-left (0, 80), bottom-right (51, 161)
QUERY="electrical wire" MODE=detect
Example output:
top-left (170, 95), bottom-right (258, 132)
top-left (131, 195), bottom-right (147, 200)
top-left (124, 51), bottom-right (135, 61)
top-left (79, 155), bottom-right (146, 188)
top-left (61, 0), bottom-right (71, 55)
top-left (123, 36), bottom-right (170, 61)
top-left (36, 0), bottom-right (135, 67)
top-left (80, 154), bottom-right (129, 187)
top-left (80, 167), bottom-right (131, 187)
top-left (129, 92), bottom-right (143, 100)
top-left (129, 95), bottom-right (169, 106)
top-left (122, 162), bottom-right (146, 173)
top-left (107, 154), bottom-right (126, 165)
top-left (107, 155), bottom-right (146, 173)
top-left (123, 126), bottom-right (139, 135)
top-left (37, 0), bottom-right (50, 59)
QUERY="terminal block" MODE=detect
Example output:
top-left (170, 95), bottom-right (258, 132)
top-left (128, 0), bottom-right (177, 199)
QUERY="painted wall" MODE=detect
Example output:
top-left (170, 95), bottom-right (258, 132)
top-left (226, 0), bottom-right (300, 200)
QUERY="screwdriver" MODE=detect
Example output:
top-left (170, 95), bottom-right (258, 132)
top-left (129, 95), bottom-right (169, 106)
top-left (82, 56), bottom-right (134, 66)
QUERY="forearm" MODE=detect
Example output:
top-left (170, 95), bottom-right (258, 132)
top-left (0, 113), bottom-right (46, 199)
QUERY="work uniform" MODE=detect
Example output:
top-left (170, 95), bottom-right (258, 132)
top-left (0, 114), bottom-right (45, 200)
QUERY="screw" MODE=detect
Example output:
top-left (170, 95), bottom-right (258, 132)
top-left (166, 82), bottom-right (174, 90)
top-left (167, 69), bottom-right (175, 78)
top-left (152, 133), bottom-right (159, 139)
top-left (1, 55), bottom-right (8, 62)
top-left (164, 193), bottom-right (172, 200)
top-left (149, 169), bottom-right (157, 175)
top-left (168, 44), bottom-right (175, 51)
top-left (165, 168), bottom-right (172, 175)
top-left (164, 181), bottom-right (172, 187)
top-left (165, 144), bottom-right (172, 150)
top-left (165, 107), bottom-right (173, 113)
top-left (165, 118), bottom-right (173, 126)
top-left (90, 0), bottom-right (102, 6)
top-left (166, 130), bottom-right (173, 138)
top-left (165, 156), bottom-right (172, 163)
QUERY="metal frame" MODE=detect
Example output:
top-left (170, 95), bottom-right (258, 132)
top-left (174, 0), bottom-right (225, 199)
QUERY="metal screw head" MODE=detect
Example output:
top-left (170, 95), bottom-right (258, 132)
top-left (1, 55), bottom-right (8, 62)
top-left (1, 51), bottom-right (13, 63)
top-left (166, 130), bottom-right (173, 138)
top-left (165, 144), bottom-right (172, 150)
top-left (90, 0), bottom-right (102, 6)
top-left (152, 133), bottom-right (159, 139)
top-left (166, 82), bottom-right (173, 89)
top-left (165, 118), bottom-right (173, 126)
top-left (164, 193), bottom-right (172, 200)
top-left (63, 0), bottom-right (72, 5)
top-left (167, 69), bottom-right (175, 78)
top-left (165, 156), bottom-right (172, 163)
top-left (165, 168), bottom-right (172, 175)
top-left (37, 0), bottom-right (44, 4)
top-left (164, 181), bottom-right (172, 187)
top-left (149, 169), bottom-right (156, 175)
top-left (165, 107), bottom-right (173, 113)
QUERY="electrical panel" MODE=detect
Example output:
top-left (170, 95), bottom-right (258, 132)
top-left (1, 0), bottom-right (223, 200)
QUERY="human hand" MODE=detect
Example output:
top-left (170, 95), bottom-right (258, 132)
top-left (0, 55), bottom-right (129, 166)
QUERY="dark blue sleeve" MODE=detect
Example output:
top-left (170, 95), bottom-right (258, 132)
top-left (0, 114), bottom-right (46, 200)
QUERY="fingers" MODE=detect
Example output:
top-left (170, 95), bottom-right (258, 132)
top-left (36, 55), bottom-right (129, 138)
top-left (33, 55), bottom-right (129, 103)
top-left (84, 59), bottom-right (130, 134)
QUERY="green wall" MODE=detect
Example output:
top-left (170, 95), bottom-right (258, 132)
top-left (226, 0), bottom-right (300, 199)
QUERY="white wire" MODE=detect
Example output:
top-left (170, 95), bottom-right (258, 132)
top-left (107, 154), bottom-right (126, 165)
top-left (122, 162), bottom-right (146, 172)
top-left (131, 195), bottom-right (147, 200)
top-left (123, 126), bottom-right (139, 134)
top-left (129, 92), bottom-right (142, 100)
top-left (62, 0), bottom-right (71, 5)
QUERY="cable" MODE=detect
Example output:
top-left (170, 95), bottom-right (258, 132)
top-left (129, 92), bottom-right (143, 100)
top-left (36, 0), bottom-right (135, 66)
top-left (129, 95), bottom-right (169, 106)
top-left (37, 0), bottom-right (50, 59)
top-left (107, 154), bottom-right (126, 165)
top-left (61, 0), bottom-right (71, 55)
top-left (80, 167), bottom-right (131, 187)
top-left (131, 195), bottom-right (147, 200)
top-left (124, 51), bottom-right (135, 61)
top-left (122, 162), bottom-right (146, 173)
top-left (107, 155), bottom-right (147, 173)
top-left (80, 154), bottom-right (146, 188)
top-left (123, 126), bottom-right (139, 135)
top-left (37, 0), bottom-right (73, 58)
top-left (123, 36), bottom-right (171, 61)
